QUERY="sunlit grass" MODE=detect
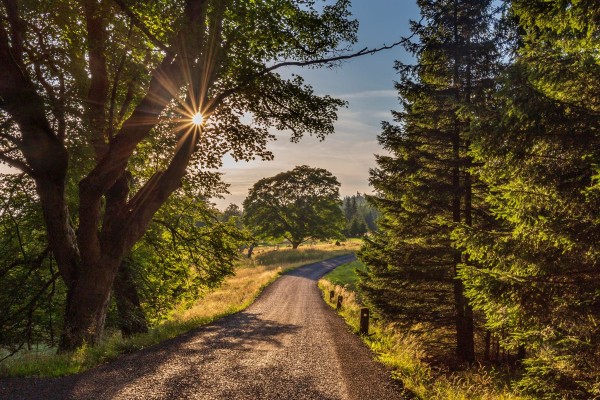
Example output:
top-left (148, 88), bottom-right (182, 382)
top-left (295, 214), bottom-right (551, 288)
top-left (320, 262), bottom-right (530, 400)
top-left (322, 259), bottom-right (364, 291)
top-left (0, 241), bottom-right (358, 378)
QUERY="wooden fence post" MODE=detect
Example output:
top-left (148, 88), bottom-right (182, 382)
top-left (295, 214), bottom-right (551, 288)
top-left (359, 308), bottom-right (369, 335)
top-left (329, 290), bottom-right (335, 303)
top-left (336, 295), bottom-right (343, 310)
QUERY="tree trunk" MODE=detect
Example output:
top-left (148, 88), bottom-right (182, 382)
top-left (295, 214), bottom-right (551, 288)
top-left (517, 345), bottom-right (526, 363)
top-left (484, 329), bottom-right (492, 361)
top-left (59, 255), bottom-right (120, 351)
top-left (113, 259), bottom-right (148, 337)
top-left (247, 242), bottom-right (256, 258)
top-left (461, 144), bottom-right (475, 363)
top-left (292, 242), bottom-right (300, 249)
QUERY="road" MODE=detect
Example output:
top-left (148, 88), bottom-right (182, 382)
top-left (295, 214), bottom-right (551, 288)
top-left (0, 255), bottom-right (405, 399)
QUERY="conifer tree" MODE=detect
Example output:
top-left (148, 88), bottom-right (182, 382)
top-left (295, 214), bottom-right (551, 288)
top-left (359, 0), bottom-right (499, 363)
top-left (455, 1), bottom-right (600, 396)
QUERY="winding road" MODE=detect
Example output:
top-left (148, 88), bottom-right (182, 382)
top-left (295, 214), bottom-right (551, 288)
top-left (1, 255), bottom-right (405, 399)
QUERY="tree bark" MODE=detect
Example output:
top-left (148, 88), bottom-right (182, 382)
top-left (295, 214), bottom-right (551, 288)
top-left (113, 259), bottom-right (148, 337)
top-left (59, 254), bottom-right (120, 350)
top-left (484, 329), bottom-right (492, 361)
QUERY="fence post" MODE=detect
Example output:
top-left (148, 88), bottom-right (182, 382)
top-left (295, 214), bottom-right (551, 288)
top-left (359, 308), bottom-right (370, 335)
top-left (336, 295), bottom-right (343, 310)
top-left (329, 290), bottom-right (335, 303)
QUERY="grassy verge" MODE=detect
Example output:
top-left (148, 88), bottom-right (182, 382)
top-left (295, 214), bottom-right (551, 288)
top-left (319, 261), bottom-right (530, 400)
top-left (321, 259), bottom-right (364, 291)
top-left (1, 241), bottom-right (359, 378)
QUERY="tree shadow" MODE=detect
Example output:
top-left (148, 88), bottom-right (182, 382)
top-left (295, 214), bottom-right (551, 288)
top-left (0, 254), bottom-right (359, 400)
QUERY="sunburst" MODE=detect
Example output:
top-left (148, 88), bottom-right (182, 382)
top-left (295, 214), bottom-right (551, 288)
top-left (191, 112), bottom-right (204, 126)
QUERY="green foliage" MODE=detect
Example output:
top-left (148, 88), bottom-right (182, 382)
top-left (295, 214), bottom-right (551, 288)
top-left (342, 194), bottom-right (378, 237)
top-left (128, 189), bottom-right (249, 324)
top-left (243, 165), bottom-right (345, 248)
top-left (455, 2), bottom-right (600, 397)
top-left (0, 175), bottom-right (65, 355)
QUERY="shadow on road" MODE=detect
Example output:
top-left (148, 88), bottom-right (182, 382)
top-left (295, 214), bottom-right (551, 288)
top-left (2, 313), bottom-right (305, 399)
top-left (0, 255), bottom-right (359, 400)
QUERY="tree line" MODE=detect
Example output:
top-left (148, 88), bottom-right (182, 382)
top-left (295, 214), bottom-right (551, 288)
top-left (342, 194), bottom-right (378, 238)
top-left (359, 1), bottom-right (599, 398)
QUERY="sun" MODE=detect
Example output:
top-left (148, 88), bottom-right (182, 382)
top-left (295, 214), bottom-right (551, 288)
top-left (191, 112), bottom-right (204, 126)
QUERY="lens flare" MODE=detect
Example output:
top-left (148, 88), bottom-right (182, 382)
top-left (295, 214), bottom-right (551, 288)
top-left (192, 112), bottom-right (204, 126)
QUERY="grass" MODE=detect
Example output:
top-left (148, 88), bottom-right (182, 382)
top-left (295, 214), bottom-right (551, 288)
top-left (321, 259), bottom-right (364, 291)
top-left (0, 241), bottom-right (359, 378)
top-left (320, 260), bottom-right (530, 400)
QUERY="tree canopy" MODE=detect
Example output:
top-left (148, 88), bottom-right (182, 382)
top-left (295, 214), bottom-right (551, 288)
top-left (243, 165), bottom-right (344, 249)
top-left (358, 0), bottom-right (600, 396)
top-left (0, 0), bottom-right (359, 350)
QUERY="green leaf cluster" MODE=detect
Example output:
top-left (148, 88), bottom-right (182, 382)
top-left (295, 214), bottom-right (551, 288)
top-left (243, 165), bottom-right (345, 248)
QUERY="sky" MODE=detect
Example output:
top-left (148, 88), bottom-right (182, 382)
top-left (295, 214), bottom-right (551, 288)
top-left (214, 0), bottom-right (421, 209)
top-left (0, 1), bottom-right (421, 209)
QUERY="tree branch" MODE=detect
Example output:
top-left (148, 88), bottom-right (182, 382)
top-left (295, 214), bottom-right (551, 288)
top-left (84, 0), bottom-right (111, 160)
top-left (204, 24), bottom-right (422, 117)
top-left (112, 0), bottom-right (169, 53)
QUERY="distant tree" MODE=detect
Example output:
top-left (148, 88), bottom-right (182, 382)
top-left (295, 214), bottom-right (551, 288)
top-left (221, 204), bottom-right (242, 222)
top-left (243, 166), bottom-right (344, 249)
top-left (348, 215), bottom-right (367, 237)
top-left (342, 193), bottom-right (377, 237)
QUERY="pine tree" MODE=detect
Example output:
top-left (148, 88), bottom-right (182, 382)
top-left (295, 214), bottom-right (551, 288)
top-left (455, 1), bottom-right (600, 396)
top-left (342, 193), bottom-right (378, 237)
top-left (359, 0), bottom-right (499, 363)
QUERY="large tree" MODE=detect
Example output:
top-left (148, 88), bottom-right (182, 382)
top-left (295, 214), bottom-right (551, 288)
top-left (243, 165), bottom-right (344, 249)
top-left (455, 1), bottom-right (600, 396)
top-left (0, 0), bottom-right (361, 351)
top-left (359, 0), bottom-right (500, 363)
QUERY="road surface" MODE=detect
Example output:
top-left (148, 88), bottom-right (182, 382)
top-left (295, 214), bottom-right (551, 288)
top-left (0, 255), bottom-right (406, 399)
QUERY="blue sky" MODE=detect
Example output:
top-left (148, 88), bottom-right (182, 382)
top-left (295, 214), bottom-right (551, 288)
top-left (215, 0), bottom-right (421, 209)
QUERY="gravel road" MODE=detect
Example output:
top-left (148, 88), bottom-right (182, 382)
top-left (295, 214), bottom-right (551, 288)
top-left (1, 255), bottom-right (406, 399)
